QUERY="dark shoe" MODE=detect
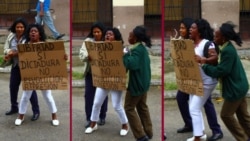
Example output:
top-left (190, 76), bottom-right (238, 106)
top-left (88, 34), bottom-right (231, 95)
top-left (97, 119), bottom-right (105, 125)
top-left (56, 34), bottom-right (65, 40)
top-left (137, 136), bottom-right (149, 141)
top-left (85, 120), bottom-right (91, 128)
top-left (207, 133), bottom-right (223, 141)
top-left (177, 126), bottom-right (193, 133)
top-left (5, 109), bottom-right (18, 115)
top-left (31, 113), bottom-right (40, 121)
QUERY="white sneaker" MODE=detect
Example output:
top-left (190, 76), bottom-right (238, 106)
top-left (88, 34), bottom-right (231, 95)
top-left (187, 134), bottom-right (207, 141)
top-left (52, 119), bottom-right (60, 126)
top-left (120, 127), bottom-right (129, 136)
top-left (15, 118), bottom-right (24, 126)
top-left (85, 124), bottom-right (98, 134)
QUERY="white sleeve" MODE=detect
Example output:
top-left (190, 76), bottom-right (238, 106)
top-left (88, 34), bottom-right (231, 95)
top-left (79, 38), bottom-right (92, 62)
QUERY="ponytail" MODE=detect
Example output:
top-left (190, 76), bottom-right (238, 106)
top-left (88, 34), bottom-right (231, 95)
top-left (220, 22), bottom-right (242, 47)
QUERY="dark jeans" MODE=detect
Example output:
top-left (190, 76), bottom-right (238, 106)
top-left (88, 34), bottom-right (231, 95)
top-left (84, 72), bottom-right (108, 121)
top-left (176, 90), bottom-right (222, 134)
top-left (9, 65), bottom-right (40, 114)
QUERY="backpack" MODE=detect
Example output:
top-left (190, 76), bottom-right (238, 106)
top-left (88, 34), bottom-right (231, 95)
top-left (203, 41), bottom-right (220, 58)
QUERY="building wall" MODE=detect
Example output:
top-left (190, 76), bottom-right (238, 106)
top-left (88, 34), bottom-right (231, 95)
top-left (201, 0), bottom-right (239, 31)
top-left (47, 0), bottom-right (70, 36)
top-left (113, 0), bottom-right (145, 46)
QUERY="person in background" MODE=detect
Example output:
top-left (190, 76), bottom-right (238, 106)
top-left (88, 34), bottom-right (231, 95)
top-left (15, 23), bottom-right (64, 126)
top-left (123, 26), bottom-right (153, 141)
top-left (35, 0), bottom-right (65, 40)
top-left (176, 18), bottom-right (223, 141)
top-left (79, 22), bottom-right (108, 128)
top-left (187, 18), bottom-right (219, 141)
top-left (85, 27), bottom-right (129, 136)
top-left (202, 22), bottom-right (250, 141)
top-left (3, 17), bottom-right (40, 121)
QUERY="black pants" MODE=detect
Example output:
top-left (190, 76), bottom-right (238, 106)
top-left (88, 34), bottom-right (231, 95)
top-left (9, 65), bottom-right (40, 114)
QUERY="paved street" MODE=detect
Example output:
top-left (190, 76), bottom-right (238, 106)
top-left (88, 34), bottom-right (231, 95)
top-left (72, 86), bottom-right (162, 141)
top-left (164, 97), bottom-right (250, 141)
top-left (0, 73), bottom-right (70, 141)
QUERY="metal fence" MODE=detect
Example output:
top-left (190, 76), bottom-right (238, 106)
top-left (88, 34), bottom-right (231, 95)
top-left (144, 0), bottom-right (161, 39)
top-left (72, 0), bottom-right (112, 38)
top-left (0, 0), bottom-right (36, 28)
top-left (240, 0), bottom-right (250, 40)
top-left (164, 0), bottom-right (201, 40)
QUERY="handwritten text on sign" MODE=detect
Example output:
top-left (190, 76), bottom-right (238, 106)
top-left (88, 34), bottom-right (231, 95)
top-left (170, 39), bottom-right (203, 96)
top-left (18, 41), bottom-right (68, 90)
top-left (85, 41), bottom-right (126, 90)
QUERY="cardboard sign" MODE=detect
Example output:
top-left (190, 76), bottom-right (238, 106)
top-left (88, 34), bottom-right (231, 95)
top-left (85, 41), bottom-right (126, 90)
top-left (18, 41), bottom-right (68, 90)
top-left (170, 39), bottom-right (203, 96)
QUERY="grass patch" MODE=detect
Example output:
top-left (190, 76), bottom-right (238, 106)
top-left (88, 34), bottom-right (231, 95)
top-left (0, 57), bottom-right (3, 65)
top-left (165, 82), bottom-right (178, 90)
top-left (72, 71), bottom-right (84, 80)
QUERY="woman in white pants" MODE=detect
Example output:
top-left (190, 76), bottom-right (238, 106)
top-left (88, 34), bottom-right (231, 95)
top-left (15, 90), bottom-right (59, 126)
top-left (187, 19), bottom-right (219, 141)
top-left (14, 23), bottom-right (64, 126)
top-left (85, 27), bottom-right (129, 136)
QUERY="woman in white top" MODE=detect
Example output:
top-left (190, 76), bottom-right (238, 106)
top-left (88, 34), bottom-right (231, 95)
top-left (187, 19), bottom-right (219, 141)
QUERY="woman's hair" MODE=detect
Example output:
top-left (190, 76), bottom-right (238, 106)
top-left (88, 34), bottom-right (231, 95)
top-left (220, 22), bottom-right (242, 47)
top-left (86, 21), bottom-right (106, 40)
top-left (25, 23), bottom-right (46, 43)
top-left (8, 17), bottom-right (28, 34)
top-left (105, 27), bottom-right (124, 44)
top-left (133, 25), bottom-right (152, 48)
top-left (194, 18), bottom-right (214, 41)
top-left (180, 18), bottom-right (194, 39)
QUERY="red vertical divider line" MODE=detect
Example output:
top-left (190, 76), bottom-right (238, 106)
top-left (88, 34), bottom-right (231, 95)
top-left (69, 0), bottom-right (72, 140)
top-left (161, 0), bottom-right (165, 140)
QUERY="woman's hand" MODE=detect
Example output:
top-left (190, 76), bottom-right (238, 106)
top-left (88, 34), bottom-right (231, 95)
top-left (194, 55), bottom-right (207, 64)
top-left (64, 54), bottom-right (68, 60)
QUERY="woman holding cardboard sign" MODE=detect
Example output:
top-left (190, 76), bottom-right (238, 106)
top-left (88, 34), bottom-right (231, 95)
top-left (79, 22), bottom-right (108, 128)
top-left (3, 17), bottom-right (40, 121)
top-left (15, 23), bottom-right (64, 126)
top-left (186, 19), bottom-right (219, 141)
top-left (176, 18), bottom-right (223, 141)
top-left (85, 27), bottom-right (129, 136)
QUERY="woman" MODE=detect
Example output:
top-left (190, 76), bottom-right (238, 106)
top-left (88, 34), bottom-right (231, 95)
top-left (202, 22), bottom-right (250, 141)
top-left (15, 23), bottom-right (61, 126)
top-left (123, 26), bottom-right (153, 141)
top-left (79, 22), bottom-right (108, 128)
top-left (176, 18), bottom-right (223, 141)
top-left (187, 19), bottom-right (219, 141)
top-left (4, 17), bottom-right (40, 121)
top-left (85, 27), bottom-right (129, 136)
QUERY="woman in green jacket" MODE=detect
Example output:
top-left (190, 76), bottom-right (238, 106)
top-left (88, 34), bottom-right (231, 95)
top-left (202, 22), bottom-right (250, 141)
top-left (123, 26), bottom-right (153, 141)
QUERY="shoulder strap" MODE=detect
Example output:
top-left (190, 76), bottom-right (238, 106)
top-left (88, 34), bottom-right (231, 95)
top-left (203, 41), bottom-right (211, 58)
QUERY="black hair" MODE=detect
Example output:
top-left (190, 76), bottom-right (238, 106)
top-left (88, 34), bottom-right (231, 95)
top-left (194, 18), bottom-right (214, 41)
top-left (105, 27), bottom-right (124, 44)
top-left (25, 23), bottom-right (46, 43)
top-left (133, 25), bottom-right (152, 48)
top-left (86, 21), bottom-right (106, 40)
top-left (220, 22), bottom-right (242, 47)
top-left (8, 17), bottom-right (28, 34)
top-left (180, 18), bottom-right (194, 39)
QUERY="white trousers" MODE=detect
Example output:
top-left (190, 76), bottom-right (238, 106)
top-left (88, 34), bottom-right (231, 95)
top-left (189, 84), bottom-right (217, 136)
top-left (90, 87), bottom-right (128, 124)
top-left (19, 90), bottom-right (57, 114)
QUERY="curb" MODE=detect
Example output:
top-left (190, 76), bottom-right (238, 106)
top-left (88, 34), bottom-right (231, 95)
top-left (164, 90), bottom-right (250, 99)
top-left (72, 79), bottom-right (161, 88)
